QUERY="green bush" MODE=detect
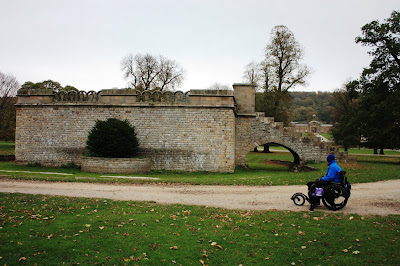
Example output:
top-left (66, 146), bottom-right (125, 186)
top-left (86, 118), bottom-right (139, 158)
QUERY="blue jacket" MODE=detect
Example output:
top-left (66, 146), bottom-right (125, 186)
top-left (321, 160), bottom-right (342, 182)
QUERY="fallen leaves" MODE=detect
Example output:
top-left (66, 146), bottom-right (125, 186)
top-left (210, 242), bottom-right (223, 249)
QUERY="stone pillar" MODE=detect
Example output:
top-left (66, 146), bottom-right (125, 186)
top-left (233, 83), bottom-right (256, 116)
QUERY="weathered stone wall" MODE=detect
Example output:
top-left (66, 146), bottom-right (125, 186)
top-left (15, 89), bottom-right (236, 172)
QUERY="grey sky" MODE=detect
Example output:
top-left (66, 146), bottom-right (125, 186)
top-left (1, 0), bottom-right (399, 92)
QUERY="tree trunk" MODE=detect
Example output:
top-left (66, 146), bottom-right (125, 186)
top-left (380, 148), bottom-right (384, 155)
top-left (373, 148), bottom-right (378, 154)
top-left (262, 145), bottom-right (271, 153)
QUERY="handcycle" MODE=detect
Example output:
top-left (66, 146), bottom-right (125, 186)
top-left (291, 171), bottom-right (351, 211)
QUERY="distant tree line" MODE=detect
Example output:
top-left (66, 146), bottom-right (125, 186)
top-left (255, 91), bottom-right (334, 123)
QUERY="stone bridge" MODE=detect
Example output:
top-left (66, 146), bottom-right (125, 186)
top-left (15, 84), bottom-right (342, 173)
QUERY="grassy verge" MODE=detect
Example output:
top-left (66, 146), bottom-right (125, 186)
top-left (0, 193), bottom-right (398, 265)
top-left (0, 151), bottom-right (399, 186)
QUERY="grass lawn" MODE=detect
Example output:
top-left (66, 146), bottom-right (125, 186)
top-left (319, 133), bottom-right (332, 140)
top-left (0, 193), bottom-right (399, 265)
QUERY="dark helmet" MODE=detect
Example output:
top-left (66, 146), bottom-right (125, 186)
top-left (327, 154), bottom-right (335, 162)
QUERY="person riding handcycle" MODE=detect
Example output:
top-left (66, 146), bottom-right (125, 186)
top-left (291, 154), bottom-right (351, 211)
top-left (307, 154), bottom-right (342, 211)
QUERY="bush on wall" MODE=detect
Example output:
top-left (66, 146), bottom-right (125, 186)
top-left (86, 118), bottom-right (139, 158)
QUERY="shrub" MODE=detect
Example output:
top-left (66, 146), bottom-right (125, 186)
top-left (86, 118), bottom-right (139, 158)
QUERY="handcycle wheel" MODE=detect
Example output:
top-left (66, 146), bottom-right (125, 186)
top-left (322, 185), bottom-right (349, 210)
top-left (291, 193), bottom-right (307, 206)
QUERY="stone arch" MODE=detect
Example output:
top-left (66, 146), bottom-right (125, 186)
top-left (255, 141), bottom-right (301, 165)
top-left (234, 115), bottom-right (321, 170)
top-left (252, 133), bottom-right (302, 165)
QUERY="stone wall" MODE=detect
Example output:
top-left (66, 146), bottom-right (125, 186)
top-left (15, 89), bottom-right (236, 172)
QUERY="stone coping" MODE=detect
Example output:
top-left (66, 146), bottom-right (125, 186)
top-left (81, 157), bottom-right (153, 174)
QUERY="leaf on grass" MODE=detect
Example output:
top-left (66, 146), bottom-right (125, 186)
top-left (342, 249), bottom-right (349, 253)
top-left (150, 243), bottom-right (159, 251)
top-left (352, 250), bottom-right (360, 255)
top-left (85, 224), bottom-right (91, 228)
top-left (297, 231), bottom-right (306, 236)
top-left (99, 226), bottom-right (104, 230)
top-left (170, 246), bottom-right (178, 250)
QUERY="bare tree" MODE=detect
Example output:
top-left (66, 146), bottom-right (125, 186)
top-left (0, 71), bottom-right (20, 140)
top-left (121, 53), bottom-right (185, 92)
top-left (0, 71), bottom-right (19, 98)
top-left (242, 61), bottom-right (262, 85)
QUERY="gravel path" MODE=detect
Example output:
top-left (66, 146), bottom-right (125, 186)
top-left (1, 179), bottom-right (399, 216)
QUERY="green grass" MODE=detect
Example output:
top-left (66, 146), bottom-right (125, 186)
top-left (319, 133), bottom-right (332, 140)
top-left (0, 193), bottom-right (398, 265)
top-left (0, 151), bottom-right (399, 186)
top-left (340, 147), bottom-right (400, 156)
top-left (0, 141), bottom-right (15, 155)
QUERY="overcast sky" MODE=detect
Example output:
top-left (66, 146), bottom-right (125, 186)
top-left (1, 0), bottom-right (399, 92)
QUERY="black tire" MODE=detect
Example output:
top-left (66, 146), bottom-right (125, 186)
top-left (291, 193), bottom-right (306, 206)
top-left (322, 185), bottom-right (349, 210)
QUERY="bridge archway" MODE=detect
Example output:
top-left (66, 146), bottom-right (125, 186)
top-left (246, 142), bottom-right (302, 171)
top-left (256, 142), bottom-right (301, 165)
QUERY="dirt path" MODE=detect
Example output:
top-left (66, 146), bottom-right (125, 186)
top-left (1, 179), bottom-right (399, 216)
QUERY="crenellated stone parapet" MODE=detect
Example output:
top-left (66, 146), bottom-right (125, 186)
top-left (16, 88), bottom-right (235, 107)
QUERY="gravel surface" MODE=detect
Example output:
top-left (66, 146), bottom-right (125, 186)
top-left (1, 178), bottom-right (399, 216)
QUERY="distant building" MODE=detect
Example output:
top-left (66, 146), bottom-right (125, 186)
top-left (289, 115), bottom-right (332, 134)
